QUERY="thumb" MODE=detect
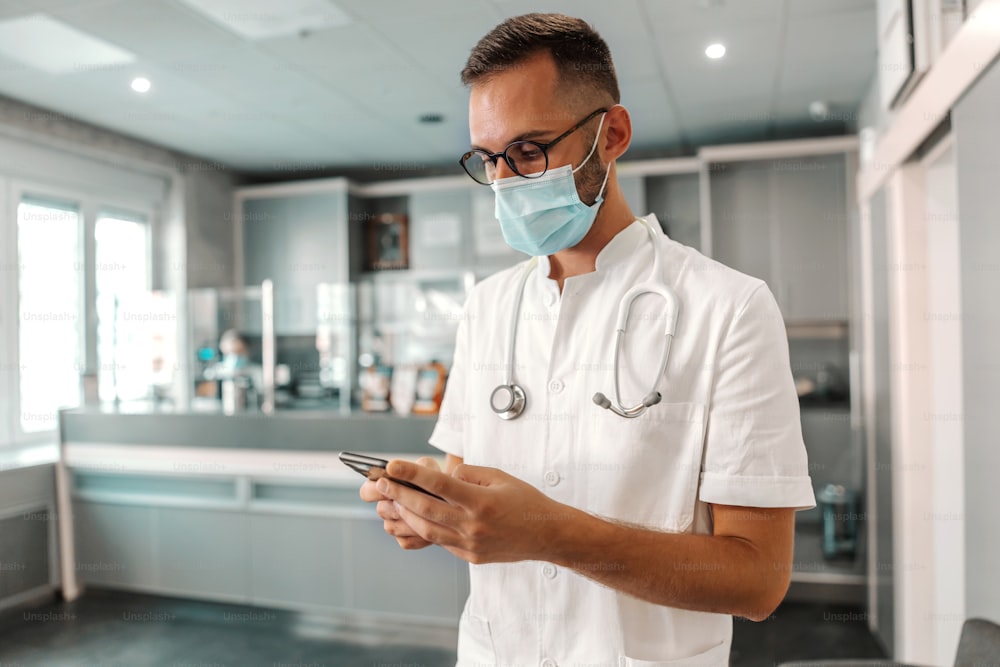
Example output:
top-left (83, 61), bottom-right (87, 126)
top-left (415, 456), bottom-right (441, 471)
top-left (451, 463), bottom-right (502, 487)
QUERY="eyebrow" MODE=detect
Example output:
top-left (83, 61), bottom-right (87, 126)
top-left (470, 128), bottom-right (555, 152)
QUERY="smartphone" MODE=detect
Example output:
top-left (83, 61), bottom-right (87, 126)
top-left (339, 452), bottom-right (444, 500)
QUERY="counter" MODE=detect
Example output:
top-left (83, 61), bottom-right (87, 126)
top-left (61, 406), bottom-right (439, 453)
top-left (58, 406), bottom-right (464, 633)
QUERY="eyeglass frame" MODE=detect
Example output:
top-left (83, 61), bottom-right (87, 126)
top-left (459, 107), bottom-right (609, 185)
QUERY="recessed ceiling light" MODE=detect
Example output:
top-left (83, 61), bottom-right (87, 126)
top-left (177, 0), bottom-right (353, 40)
top-left (0, 14), bottom-right (134, 74)
top-left (131, 77), bottom-right (151, 93)
top-left (705, 43), bottom-right (727, 60)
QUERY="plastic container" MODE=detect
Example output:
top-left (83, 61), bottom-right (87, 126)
top-left (817, 483), bottom-right (860, 559)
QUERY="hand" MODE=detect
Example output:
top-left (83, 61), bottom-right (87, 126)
top-left (375, 459), bottom-right (575, 564)
top-left (359, 456), bottom-right (439, 550)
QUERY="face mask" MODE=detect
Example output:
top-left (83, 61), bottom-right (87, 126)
top-left (492, 113), bottom-right (612, 256)
top-left (222, 354), bottom-right (247, 370)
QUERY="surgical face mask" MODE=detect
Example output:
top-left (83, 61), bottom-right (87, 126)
top-left (222, 353), bottom-right (248, 370)
top-left (491, 113), bottom-right (612, 256)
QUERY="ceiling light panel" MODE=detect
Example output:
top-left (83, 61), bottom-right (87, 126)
top-left (0, 13), bottom-right (134, 74)
top-left (176, 0), bottom-right (353, 40)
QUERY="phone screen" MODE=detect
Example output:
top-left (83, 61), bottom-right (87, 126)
top-left (339, 452), bottom-right (444, 500)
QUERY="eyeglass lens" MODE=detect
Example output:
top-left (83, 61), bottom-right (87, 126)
top-left (462, 141), bottom-right (549, 185)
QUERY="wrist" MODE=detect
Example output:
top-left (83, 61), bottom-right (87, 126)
top-left (543, 503), bottom-right (604, 568)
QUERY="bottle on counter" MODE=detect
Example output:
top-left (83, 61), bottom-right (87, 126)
top-left (361, 364), bottom-right (393, 412)
top-left (389, 364), bottom-right (418, 416)
top-left (412, 360), bottom-right (447, 415)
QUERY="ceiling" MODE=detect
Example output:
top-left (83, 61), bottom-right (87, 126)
top-left (0, 0), bottom-right (877, 176)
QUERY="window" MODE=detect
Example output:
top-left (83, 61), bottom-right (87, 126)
top-left (95, 212), bottom-right (150, 402)
top-left (17, 198), bottom-right (83, 433)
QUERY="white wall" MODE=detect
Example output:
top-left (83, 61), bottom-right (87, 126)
top-left (0, 94), bottom-right (240, 446)
top-left (922, 139), bottom-right (966, 666)
top-left (953, 51), bottom-right (1000, 626)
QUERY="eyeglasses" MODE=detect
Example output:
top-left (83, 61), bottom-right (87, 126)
top-left (459, 107), bottom-right (608, 185)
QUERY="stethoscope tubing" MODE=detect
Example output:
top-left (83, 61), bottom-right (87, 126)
top-left (491, 218), bottom-right (677, 420)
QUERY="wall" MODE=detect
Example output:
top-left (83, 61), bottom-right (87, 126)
top-left (953, 54), bottom-right (1000, 624)
top-left (0, 463), bottom-right (58, 611)
top-left (0, 93), bottom-right (239, 294)
top-left (0, 94), bottom-right (241, 437)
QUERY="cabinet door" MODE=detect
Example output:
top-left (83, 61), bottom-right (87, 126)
top-left (73, 501), bottom-right (157, 589)
top-left (408, 188), bottom-right (471, 271)
top-left (346, 516), bottom-right (464, 621)
top-left (242, 189), bottom-right (349, 334)
top-left (645, 173), bottom-right (701, 251)
top-left (155, 507), bottom-right (251, 601)
top-left (709, 162), bottom-right (774, 285)
top-left (250, 513), bottom-right (347, 609)
top-left (618, 174), bottom-right (646, 216)
top-left (770, 155), bottom-right (849, 320)
top-left (243, 197), bottom-right (289, 286)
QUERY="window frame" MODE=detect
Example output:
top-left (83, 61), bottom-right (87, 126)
top-left (3, 177), bottom-right (157, 446)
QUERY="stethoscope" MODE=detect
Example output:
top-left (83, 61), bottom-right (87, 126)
top-left (489, 217), bottom-right (680, 420)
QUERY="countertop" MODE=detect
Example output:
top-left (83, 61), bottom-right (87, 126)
top-left (60, 405), bottom-right (441, 455)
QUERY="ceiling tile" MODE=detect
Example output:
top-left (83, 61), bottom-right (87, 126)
top-left (52, 0), bottom-right (245, 60)
top-left (0, 0), bottom-right (877, 171)
top-left (639, 0), bottom-right (784, 34)
top-left (174, 0), bottom-right (352, 41)
top-left (789, 0), bottom-right (876, 16)
top-left (0, 13), bottom-right (135, 74)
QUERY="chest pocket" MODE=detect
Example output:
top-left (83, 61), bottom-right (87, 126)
top-left (581, 402), bottom-right (706, 533)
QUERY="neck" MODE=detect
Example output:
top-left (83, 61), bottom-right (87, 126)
top-left (547, 181), bottom-right (634, 291)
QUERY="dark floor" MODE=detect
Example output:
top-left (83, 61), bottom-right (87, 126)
top-left (0, 590), bottom-right (886, 667)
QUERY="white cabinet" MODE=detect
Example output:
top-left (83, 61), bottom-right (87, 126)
top-left (710, 154), bottom-right (850, 321)
top-left (407, 188), bottom-right (472, 271)
top-left (770, 155), bottom-right (850, 321)
top-left (240, 186), bottom-right (350, 335)
top-left (70, 469), bottom-right (468, 624)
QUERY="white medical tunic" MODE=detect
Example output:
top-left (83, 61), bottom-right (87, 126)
top-left (429, 215), bottom-right (816, 667)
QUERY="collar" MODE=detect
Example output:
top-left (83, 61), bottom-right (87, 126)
top-left (534, 214), bottom-right (660, 291)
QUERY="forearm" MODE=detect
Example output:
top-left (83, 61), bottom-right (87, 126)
top-left (546, 506), bottom-right (789, 621)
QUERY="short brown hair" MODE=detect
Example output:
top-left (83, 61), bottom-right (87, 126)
top-left (461, 13), bottom-right (620, 106)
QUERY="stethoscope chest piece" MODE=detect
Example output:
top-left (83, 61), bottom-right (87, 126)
top-left (490, 383), bottom-right (526, 420)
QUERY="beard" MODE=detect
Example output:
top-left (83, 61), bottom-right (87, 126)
top-left (572, 136), bottom-right (608, 206)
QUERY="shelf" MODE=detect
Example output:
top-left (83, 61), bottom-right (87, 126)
top-left (786, 320), bottom-right (849, 339)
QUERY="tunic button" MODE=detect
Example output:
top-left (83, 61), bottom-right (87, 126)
top-left (547, 379), bottom-right (564, 394)
top-left (544, 470), bottom-right (560, 487)
top-left (542, 564), bottom-right (557, 579)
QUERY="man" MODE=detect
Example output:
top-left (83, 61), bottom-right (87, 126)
top-left (360, 13), bottom-right (815, 666)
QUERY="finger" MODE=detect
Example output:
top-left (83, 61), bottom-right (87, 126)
top-left (383, 518), bottom-right (420, 539)
top-left (390, 492), bottom-right (463, 547)
top-left (416, 456), bottom-right (441, 470)
top-left (385, 459), bottom-right (477, 508)
top-left (359, 480), bottom-right (386, 503)
top-left (396, 536), bottom-right (431, 550)
top-left (375, 499), bottom-right (400, 521)
top-left (451, 463), bottom-right (504, 487)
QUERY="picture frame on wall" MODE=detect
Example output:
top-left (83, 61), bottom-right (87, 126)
top-left (367, 213), bottom-right (409, 271)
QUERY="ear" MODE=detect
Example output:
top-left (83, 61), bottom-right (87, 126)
top-left (601, 104), bottom-right (632, 162)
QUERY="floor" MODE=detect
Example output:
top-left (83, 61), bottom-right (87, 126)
top-left (0, 590), bottom-right (887, 667)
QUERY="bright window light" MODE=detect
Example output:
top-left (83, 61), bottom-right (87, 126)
top-left (95, 214), bottom-right (151, 403)
top-left (131, 77), bottom-right (151, 93)
top-left (17, 200), bottom-right (83, 432)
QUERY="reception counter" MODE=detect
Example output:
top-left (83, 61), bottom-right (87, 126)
top-left (58, 406), bottom-right (465, 639)
top-left (61, 406), bottom-right (440, 453)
